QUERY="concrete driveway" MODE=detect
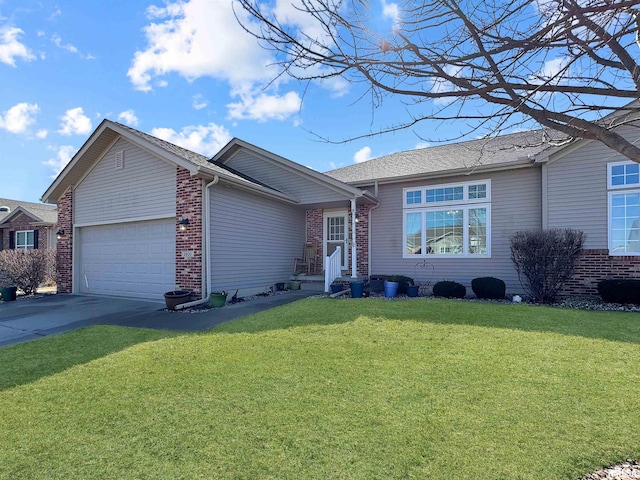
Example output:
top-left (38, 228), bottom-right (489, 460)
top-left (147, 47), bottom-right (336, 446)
top-left (0, 287), bottom-right (323, 348)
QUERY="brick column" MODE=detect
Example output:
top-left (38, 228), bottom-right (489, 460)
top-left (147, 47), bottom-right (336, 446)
top-left (56, 188), bottom-right (73, 293)
top-left (306, 209), bottom-right (323, 273)
top-left (354, 204), bottom-right (371, 276)
top-left (175, 168), bottom-right (203, 294)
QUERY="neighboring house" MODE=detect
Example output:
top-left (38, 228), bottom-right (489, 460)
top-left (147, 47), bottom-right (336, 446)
top-left (41, 118), bottom-right (640, 301)
top-left (0, 199), bottom-right (57, 251)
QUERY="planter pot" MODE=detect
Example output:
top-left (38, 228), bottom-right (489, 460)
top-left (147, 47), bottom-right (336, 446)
top-left (290, 280), bottom-right (302, 290)
top-left (209, 291), bottom-right (228, 308)
top-left (369, 275), bottom-right (386, 293)
top-left (350, 281), bottom-right (364, 298)
top-left (384, 280), bottom-right (399, 298)
top-left (406, 285), bottom-right (419, 297)
top-left (164, 290), bottom-right (193, 311)
top-left (330, 283), bottom-right (344, 294)
top-left (274, 282), bottom-right (285, 292)
top-left (0, 286), bottom-right (17, 302)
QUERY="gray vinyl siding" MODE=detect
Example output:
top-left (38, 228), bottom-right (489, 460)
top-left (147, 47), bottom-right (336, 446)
top-left (226, 151), bottom-right (347, 204)
top-left (545, 126), bottom-right (640, 249)
top-left (209, 186), bottom-right (305, 294)
top-left (370, 167), bottom-right (542, 293)
top-left (74, 138), bottom-right (176, 224)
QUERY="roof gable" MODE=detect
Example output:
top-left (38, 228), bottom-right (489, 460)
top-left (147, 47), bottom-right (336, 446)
top-left (0, 198), bottom-right (57, 225)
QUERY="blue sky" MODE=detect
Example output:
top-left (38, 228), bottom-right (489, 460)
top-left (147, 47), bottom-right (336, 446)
top-left (0, 0), bottom-right (444, 203)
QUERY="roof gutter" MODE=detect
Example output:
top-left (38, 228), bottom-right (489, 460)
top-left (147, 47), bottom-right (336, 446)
top-left (343, 158), bottom-right (537, 188)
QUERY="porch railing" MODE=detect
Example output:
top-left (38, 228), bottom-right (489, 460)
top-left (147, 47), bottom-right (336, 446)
top-left (324, 246), bottom-right (341, 292)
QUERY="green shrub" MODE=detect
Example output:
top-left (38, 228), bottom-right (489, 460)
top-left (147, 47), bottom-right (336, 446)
top-left (597, 279), bottom-right (640, 304)
top-left (385, 275), bottom-right (414, 295)
top-left (471, 277), bottom-right (506, 300)
top-left (433, 280), bottom-right (466, 298)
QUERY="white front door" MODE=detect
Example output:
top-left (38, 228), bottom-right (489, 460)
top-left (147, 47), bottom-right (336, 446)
top-left (324, 211), bottom-right (348, 270)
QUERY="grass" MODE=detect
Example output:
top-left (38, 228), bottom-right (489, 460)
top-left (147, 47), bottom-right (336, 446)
top-left (0, 298), bottom-right (639, 479)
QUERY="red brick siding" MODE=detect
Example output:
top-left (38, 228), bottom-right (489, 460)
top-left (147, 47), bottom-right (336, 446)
top-left (56, 189), bottom-right (73, 293)
top-left (305, 209), bottom-right (323, 274)
top-left (175, 168), bottom-right (203, 294)
top-left (305, 206), bottom-right (371, 276)
top-left (1, 213), bottom-right (52, 250)
top-left (563, 249), bottom-right (640, 296)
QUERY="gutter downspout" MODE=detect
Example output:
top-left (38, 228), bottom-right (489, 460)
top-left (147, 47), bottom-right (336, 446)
top-left (367, 197), bottom-right (382, 277)
top-left (351, 197), bottom-right (357, 278)
top-left (176, 175), bottom-right (219, 310)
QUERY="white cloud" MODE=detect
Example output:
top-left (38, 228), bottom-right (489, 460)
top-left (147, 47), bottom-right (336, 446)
top-left (0, 102), bottom-right (39, 134)
top-left (58, 107), bottom-right (92, 135)
top-left (381, 0), bottom-right (400, 24)
top-left (127, 0), bottom-right (274, 92)
top-left (431, 65), bottom-right (463, 105)
top-left (415, 142), bottom-right (431, 149)
top-left (51, 34), bottom-right (78, 53)
top-left (117, 109), bottom-right (139, 126)
top-left (43, 145), bottom-right (76, 177)
top-left (227, 91), bottom-right (301, 122)
top-left (531, 56), bottom-right (569, 84)
top-left (36, 129), bottom-right (48, 139)
top-left (151, 123), bottom-right (231, 157)
top-left (0, 27), bottom-right (36, 66)
top-left (192, 94), bottom-right (208, 110)
top-left (354, 146), bottom-right (372, 164)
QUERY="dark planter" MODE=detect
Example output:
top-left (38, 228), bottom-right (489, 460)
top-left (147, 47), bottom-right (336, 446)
top-left (274, 282), bottom-right (285, 292)
top-left (209, 291), bottom-right (228, 308)
top-left (164, 290), bottom-right (193, 310)
top-left (369, 275), bottom-right (386, 293)
top-left (330, 283), bottom-right (344, 294)
top-left (406, 285), bottom-right (419, 297)
top-left (0, 286), bottom-right (17, 302)
top-left (350, 281), bottom-right (364, 298)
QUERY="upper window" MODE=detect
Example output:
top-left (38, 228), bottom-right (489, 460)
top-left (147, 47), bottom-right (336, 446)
top-left (608, 161), bottom-right (640, 255)
top-left (403, 180), bottom-right (491, 258)
top-left (609, 161), bottom-right (640, 189)
top-left (16, 230), bottom-right (35, 249)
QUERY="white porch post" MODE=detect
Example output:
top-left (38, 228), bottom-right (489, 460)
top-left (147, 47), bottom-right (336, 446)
top-left (351, 198), bottom-right (357, 278)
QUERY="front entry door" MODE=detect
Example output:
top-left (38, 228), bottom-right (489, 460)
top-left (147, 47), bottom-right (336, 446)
top-left (324, 211), bottom-right (348, 270)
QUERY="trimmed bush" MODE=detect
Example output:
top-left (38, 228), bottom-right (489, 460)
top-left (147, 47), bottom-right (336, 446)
top-left (385, 275), bottom-right (414, 295)
top-left (471, 277), bottom-right (506, 300)
top-left (510, 228), bottom-right (585, 304)
top-left (597, 279), bottom-right (640, 304)
top-left (433, 280), bottom-right (466, 299)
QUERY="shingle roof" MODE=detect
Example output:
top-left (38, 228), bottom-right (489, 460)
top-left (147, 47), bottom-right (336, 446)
top-left (325, 129), bottom-right (559, 184)
top-left (0, 198), bottom-right (57, 224)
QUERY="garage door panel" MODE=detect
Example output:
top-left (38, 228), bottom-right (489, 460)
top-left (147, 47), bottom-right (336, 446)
top-left (79, 219), bottom-right (175, 300)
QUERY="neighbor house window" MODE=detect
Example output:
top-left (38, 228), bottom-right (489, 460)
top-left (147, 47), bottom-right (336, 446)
top-left (403, 180), bottom-right (491, 258)
top-left (608, 161), bottom-right (640, 254)
top-left (16, 230), bottom-right (35, 249)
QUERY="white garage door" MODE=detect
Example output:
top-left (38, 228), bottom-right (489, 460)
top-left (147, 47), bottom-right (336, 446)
top-left (78, 219), bottom-right (175, 300)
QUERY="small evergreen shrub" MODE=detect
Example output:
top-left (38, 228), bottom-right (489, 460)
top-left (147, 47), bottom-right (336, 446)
top-left (433, 280), bottom-right (466, 298)
top-left (597, 279), bottom-right (640, 304)
top-left (471, 277), bottom-right (506, 300)
top-left (385, 275), bottom-right (414, 294)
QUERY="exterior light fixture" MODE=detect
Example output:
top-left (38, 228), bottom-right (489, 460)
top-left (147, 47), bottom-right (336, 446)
top-left (56, 229), bottom-right (65, 239)
top-left (355, 213), bottom-right (361, 223)
top-left (178, 218), bottom-right (189, 231)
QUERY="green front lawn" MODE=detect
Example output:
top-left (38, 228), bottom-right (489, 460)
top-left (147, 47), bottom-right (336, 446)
top-left (1, 298), bottom-right (639, 479)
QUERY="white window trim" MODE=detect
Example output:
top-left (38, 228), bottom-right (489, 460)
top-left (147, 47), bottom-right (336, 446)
top-left (608, 189), bottom-right (640, 256)
top-left (607, 160), bottom-right (640, 190)
top-left (403, 179), bottom-right (491, 208)
top-left (402, 203), bottom-right (491, 259)
top-left (15, 230), bottom-right (35, 249)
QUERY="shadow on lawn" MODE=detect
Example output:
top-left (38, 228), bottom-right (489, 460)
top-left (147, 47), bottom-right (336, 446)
top-left (0, 326), bottom-right (177, 392)
top-left (212, 297), bottom-right (640, 345)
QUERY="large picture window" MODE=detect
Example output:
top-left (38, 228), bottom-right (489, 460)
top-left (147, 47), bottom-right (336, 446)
top-left (403, 180), bottom-right (491, 258)
top-left (608, 161), bottom-right (640, 254)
